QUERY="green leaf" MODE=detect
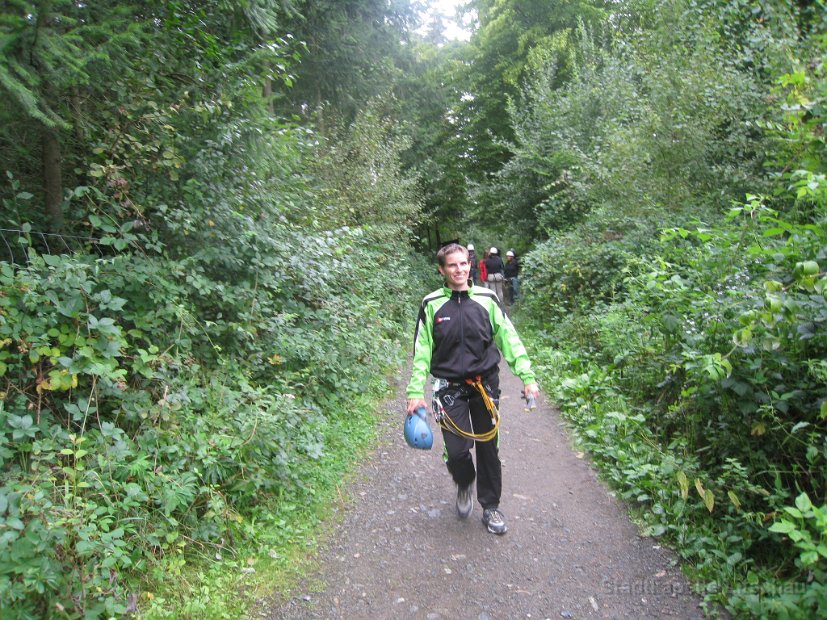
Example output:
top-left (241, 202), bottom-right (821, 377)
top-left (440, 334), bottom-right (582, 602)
top-left (795, 493), bottom-right (813, 513)
top-left (799, 261), bottom-right (819, 276)
top-left (9, 415), bottom-right (33, 430)
top-left (703, 489), bottom-right (715, 513)
top-left (732, 328), bottom-right (752, 346)
top-left (783, 506), bottom-right (803, 519)
top-left (788, 419), bottom-right (811, 434)
top-left (768, 520), bottom-right (796, 534)
top-left (6, 517), bottom-right (24, 530)
top-left (800, 551), bottom-right (819, 566)
top-left (676, 471), bottom-right (689, 500)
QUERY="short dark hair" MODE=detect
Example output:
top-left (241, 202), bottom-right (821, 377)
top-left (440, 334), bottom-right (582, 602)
top-left (436, 243), bottom-right (468, 267)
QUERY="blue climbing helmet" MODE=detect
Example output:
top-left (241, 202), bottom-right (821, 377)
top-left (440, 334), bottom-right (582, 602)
top-left (404, 406), bottom-right (433, 450)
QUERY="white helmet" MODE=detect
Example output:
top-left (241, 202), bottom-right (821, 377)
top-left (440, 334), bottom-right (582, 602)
top-left (490, 247), bottom-right (498, 254)
top-left (467, 243), bottom-right (474, 251)
top-left (506, 250), bottom-right (515, 257)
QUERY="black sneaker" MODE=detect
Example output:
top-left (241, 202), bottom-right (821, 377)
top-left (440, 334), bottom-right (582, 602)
top-left (482, 508), bottom-right (507, 535)
top-left (456, 483), bottom-right (473, 519)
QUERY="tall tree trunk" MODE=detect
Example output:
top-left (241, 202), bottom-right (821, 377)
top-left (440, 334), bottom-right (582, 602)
top-left (71, 87), bottom-right (86, 142)
top-left (262, 77), bottom-right (274, 114)
top-left (42, 126), bottom-right (63, 232)
top-left (315, 82), bottom-right (325, 136)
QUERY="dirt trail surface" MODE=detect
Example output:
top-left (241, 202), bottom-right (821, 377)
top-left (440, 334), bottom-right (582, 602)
top-left (261, 366), bottom-right (708, 620)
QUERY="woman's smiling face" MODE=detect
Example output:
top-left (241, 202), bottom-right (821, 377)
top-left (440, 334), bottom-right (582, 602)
top-left (438, 250), bottom-right (470, 290)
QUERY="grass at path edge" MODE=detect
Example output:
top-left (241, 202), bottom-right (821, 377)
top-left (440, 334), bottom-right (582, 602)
top-left (137, 381), bottom-right (393, 619)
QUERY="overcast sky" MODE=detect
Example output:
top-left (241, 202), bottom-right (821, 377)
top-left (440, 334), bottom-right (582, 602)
top-left (419, 0), bottom-right (474, 41)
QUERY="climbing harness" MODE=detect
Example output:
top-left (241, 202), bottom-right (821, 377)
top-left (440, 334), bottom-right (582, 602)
top-left (432, 376), bottom-right (501, 442)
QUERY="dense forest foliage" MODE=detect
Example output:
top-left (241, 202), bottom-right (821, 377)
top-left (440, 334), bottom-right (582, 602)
top-left (0, 0), bottom-right (824, 618)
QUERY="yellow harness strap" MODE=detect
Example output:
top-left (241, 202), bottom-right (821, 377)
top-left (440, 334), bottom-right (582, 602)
top-left (439, 376), bottom-right (500, 442)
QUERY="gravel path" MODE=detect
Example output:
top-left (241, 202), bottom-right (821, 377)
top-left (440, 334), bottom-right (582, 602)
top-left (261, 365), bottom-right (709, 619)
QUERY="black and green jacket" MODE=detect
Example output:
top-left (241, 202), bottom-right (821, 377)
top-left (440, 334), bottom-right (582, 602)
top-left (406, 285), bottom-right (536, 399)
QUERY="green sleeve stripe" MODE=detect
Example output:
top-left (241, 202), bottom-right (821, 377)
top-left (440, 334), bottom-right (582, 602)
top-left (480, 296), bottom-right (537, 385)
top-left (406, 291), bottom-right (447, 398)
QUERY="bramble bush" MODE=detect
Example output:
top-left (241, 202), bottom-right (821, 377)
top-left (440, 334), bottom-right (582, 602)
top-left (0, 239), bottom-right (419, 618)
top-left (1, 90), bottom-right (424, 617)
top-left (0, 244), bottom-right (354, 617)
top-left (523, 30), bottom-right (826, 620)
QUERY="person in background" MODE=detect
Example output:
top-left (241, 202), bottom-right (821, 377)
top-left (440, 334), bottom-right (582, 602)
top-left (467, 243), bottom-right (479, 286)
top-left (479, 248), bottom-right (489, 285)
top-left (405, 243), bottom-right (540, 535)
top-left (484, 247), bottom-right (505, 302)
top-left (504, 250), bottom-right (520, 305)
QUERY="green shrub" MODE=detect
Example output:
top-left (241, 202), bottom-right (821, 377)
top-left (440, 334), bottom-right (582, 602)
top-left (522, 46), bottom-right (827, 618)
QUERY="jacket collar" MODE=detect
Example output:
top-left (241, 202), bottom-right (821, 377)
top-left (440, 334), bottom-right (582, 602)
top-left (443, 286), bottom-right (471, 298)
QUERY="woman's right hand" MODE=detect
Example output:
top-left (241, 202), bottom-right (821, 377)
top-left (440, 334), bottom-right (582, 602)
top-left (406, 398), bottom-right (427, 415)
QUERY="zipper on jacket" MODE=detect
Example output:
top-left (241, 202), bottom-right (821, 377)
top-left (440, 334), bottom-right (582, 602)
top-left (458, 291), bottom-right (466, 377)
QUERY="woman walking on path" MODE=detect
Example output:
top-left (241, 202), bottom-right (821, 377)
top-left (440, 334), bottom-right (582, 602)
top-left (504, 249), bottom-right (520, 305)
top-left (483, 247), bottom-right (506, 302)
top-left (479, 248), bottom-right (489, 284)
top-left (405, 243), bottom-right (540, 535)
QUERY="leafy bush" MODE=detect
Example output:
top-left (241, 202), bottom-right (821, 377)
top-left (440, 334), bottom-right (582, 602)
top-left (520, 213), bottom-right (661, 318)
top-left (0, 85), bottom-right (425, 617)
top-left (521, 14), bottom-right (826, 620)
top-left (0, 248), bottom-right (320, 615)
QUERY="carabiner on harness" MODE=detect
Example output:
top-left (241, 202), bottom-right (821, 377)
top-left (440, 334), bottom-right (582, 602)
top-left (431, 378), bottom-right (449, 424)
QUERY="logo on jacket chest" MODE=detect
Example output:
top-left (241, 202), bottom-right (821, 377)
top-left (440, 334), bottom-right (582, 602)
top-left (436, 316), bottom-right (452, 324)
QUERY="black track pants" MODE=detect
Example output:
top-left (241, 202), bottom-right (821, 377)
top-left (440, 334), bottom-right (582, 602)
top-left (438, 374), bottom-right (501, 509)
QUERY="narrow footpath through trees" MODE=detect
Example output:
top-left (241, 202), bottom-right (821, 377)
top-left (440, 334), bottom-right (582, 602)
top-left (261, 365), bottom-right (711, 619)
